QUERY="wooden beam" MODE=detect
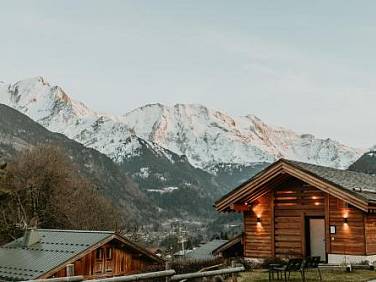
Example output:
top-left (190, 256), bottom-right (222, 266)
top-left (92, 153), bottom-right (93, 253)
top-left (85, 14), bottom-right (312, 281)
top-left (364, 214), bottom-right (368, 255)
top-left (325, 193), bottom-right (331, 255)
top-left (216, 162), bottom-right (284, 211)
top-left (271, 190), bottom-right (275, 257)
top-left (282, 164), bottom-right (368, 212)
top-left (230, 203), bottom-right (251, 212)
top-left (240, 174), bottom-right (287, 204)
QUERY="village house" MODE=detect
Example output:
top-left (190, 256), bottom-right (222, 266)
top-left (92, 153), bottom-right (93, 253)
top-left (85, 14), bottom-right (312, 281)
top-left (215, 159), bottom-right (376, 264)
top-left (184, 239), bottom-right (228, 261)
top-left (0, 229), bottom-right (163, 281)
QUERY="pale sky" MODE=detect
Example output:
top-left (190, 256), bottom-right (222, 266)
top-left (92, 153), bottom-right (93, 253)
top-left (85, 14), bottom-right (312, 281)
top-left (0, 1), bottom-right (375, 148)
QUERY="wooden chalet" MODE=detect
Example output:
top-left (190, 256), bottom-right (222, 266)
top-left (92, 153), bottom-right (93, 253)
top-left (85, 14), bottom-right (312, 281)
top-left (0, 229), bottom-right (163, 281)
top-left (215, 159), bottom-right (376, 264)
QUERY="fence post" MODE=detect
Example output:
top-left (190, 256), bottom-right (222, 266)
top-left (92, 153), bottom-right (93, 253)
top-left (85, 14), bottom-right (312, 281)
top-left (231, 261), bottom-right (237, 282)
top-left (165, 261), bottom-right (171, 282)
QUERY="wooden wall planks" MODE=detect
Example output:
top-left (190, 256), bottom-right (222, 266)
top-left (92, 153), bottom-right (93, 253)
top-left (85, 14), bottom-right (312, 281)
top-left (48, 242), bottom-right (156, 279)
top-left (328, 196), bottom-right (366, 255)
top-left (243, 177), bottom-right (372, 259)
top-left (244, 193), bottom-right (273, 258)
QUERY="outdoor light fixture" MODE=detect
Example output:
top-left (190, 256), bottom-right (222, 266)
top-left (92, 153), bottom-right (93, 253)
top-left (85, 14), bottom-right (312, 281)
top-left (257, 217), bottom-right (261, 223)
top-left (344, 218), bottom-right (348, 224)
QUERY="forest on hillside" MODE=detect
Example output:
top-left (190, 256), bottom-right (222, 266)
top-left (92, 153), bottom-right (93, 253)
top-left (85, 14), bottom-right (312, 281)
top-left (0, 146), bottom-right (123, 244)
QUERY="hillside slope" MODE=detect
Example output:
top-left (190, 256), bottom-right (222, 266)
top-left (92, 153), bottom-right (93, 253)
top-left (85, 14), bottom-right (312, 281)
top-left (0, 103), bottom-right (239, 221)
top-left (0, 103), bottom-right (155, 223)
top-left (348, 150), bottom-right (376, 174)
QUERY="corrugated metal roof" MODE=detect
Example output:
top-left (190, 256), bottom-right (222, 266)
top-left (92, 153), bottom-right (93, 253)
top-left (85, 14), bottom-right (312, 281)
top-left (0, 229), bottom-right (113, 281)
top-left (185, 240), bottom-right (228, 260)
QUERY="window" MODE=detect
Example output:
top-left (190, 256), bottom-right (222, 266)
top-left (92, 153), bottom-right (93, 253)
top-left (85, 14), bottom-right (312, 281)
top-left (106, 248), bottom-right (112, 260)
top-left (66, 264), bottom-right (74, 277)
top-left (96, 248), bottom-right (103, 260)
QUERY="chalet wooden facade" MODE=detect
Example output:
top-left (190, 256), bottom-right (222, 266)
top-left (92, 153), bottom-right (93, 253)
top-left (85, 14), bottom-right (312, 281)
top-left (46, 237), bottom-right (162, 278)
top-left (215, 159), bottom-right (376, 264)
top-left (0, 229), bottom-right (163, 281)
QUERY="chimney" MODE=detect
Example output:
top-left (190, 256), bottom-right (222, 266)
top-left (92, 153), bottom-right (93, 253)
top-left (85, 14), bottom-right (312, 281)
top-left (23, 217), bottom-right (40, 247)
top-left (23, 228), bottom-right (41, 247)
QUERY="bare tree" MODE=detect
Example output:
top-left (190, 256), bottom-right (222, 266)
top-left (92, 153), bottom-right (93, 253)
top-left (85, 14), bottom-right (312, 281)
top-left (0, 145), bottom-right (124, 244)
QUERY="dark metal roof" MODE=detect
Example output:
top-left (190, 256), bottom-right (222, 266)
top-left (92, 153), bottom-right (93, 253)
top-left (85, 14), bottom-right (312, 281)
top-left (285, 160), bottom-right (376, 202)
top-left (212, 234), bottom-right (242, 256)
top-left (185, 240), bottom-right (228, 260)
top-left (0, 229), bottom-right (113, 281)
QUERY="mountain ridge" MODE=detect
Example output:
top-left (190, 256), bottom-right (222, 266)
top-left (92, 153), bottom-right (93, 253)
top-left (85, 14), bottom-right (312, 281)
top-left (0, 76), bottom-right (365, 172)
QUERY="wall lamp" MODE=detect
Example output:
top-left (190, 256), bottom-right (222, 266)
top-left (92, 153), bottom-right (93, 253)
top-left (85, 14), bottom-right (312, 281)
top-left (257, 217), bottom-right (261, 223)
top-left (344, 218), bottom-right (348, 224)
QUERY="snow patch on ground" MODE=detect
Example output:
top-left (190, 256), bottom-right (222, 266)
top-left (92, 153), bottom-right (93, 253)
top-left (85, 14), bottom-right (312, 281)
top-left (147, 187), bottom-right (179, 194)
top-left (135, 167), bottom-right (150, 179)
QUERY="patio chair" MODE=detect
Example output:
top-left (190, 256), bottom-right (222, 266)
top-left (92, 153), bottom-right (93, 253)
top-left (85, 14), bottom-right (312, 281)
top-left (268, 258), bottom-right (305, 281)
top-left (303, 256), bottom-right (322, 281)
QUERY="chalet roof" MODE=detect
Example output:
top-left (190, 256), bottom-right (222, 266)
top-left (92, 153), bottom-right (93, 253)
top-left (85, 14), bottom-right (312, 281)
top-left (0, 229), bottom-right (162, 281)
top-left (285, 160), bottom-right (376, 202)
top-left (212, 234), bottom-right (242, 256)
top-left (215, 159), bottom-right (376, 212)
top-left (185, 240), bottom-right (228, 260)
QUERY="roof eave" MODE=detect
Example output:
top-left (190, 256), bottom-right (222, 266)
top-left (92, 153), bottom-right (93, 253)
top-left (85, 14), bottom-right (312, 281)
top-left (215, 159), bottom-right (370, 213)
top-left (215, 160), bottom-right (285, 211)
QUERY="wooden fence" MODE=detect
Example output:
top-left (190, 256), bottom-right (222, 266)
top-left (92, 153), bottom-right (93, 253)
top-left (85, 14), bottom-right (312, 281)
top-left (24, 264), bottom-right (245, 282)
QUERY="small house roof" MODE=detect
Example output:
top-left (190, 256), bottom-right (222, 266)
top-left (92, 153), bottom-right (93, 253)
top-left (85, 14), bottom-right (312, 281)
top-left (185, 240), bottom-right (228, 260)
top-left (215, 159), bottom-right (376, 212)
top-left (212, 234), bottom-right (242, 256)
top-left (0, 229), bottom-right (162, 281)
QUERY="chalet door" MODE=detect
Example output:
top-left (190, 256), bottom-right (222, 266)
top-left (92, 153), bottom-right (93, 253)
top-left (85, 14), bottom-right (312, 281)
top-left (308, 218), bottom-right (326, 261)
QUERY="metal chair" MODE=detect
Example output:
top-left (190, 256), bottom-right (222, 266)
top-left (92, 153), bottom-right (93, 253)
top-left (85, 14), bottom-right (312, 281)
top-left (303, 256), bottom-right (322, 281)
top-left (269, 258), bottom-right (305, 281)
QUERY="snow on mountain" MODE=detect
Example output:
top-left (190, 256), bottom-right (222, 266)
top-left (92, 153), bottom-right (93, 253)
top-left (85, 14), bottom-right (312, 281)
top-left (121, 103), bottom-right (364, 169)
top-left (0, 77), bottom-right (140, 161)
top-left (0, 77), bottom-right (365, 170)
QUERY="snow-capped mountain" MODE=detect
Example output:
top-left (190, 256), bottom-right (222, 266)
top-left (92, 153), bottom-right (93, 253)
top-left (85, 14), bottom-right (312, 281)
top-left (122, 103), bottom-right (364, 169)
top-left (0, 76), bottom-right (365, 171)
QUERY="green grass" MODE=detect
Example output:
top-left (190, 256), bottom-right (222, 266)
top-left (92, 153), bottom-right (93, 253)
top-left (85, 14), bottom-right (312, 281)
top-left (240, 269), bottom-right (376, 282)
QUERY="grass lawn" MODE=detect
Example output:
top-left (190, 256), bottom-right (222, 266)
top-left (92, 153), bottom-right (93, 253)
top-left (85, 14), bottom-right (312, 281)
top-left (239, 269), bottom-right (376, 282)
